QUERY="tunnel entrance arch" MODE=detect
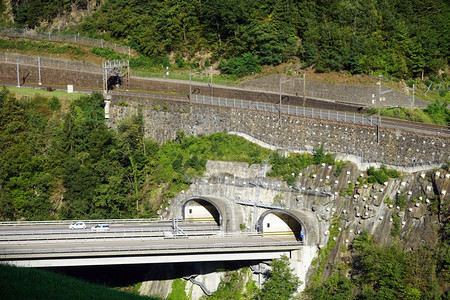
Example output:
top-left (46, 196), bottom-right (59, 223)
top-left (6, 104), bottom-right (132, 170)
top-left (257, 210), bottom-right (305, 241)
top-left (181, 197), bottom-right (222, 227)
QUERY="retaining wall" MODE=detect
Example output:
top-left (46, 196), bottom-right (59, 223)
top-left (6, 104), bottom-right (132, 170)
top-left (0, 58), bottom-right (419, 112)
top-left (107, 95), bottom-right (449, 168)
top-left (0, 61), bottom-right (101, 89)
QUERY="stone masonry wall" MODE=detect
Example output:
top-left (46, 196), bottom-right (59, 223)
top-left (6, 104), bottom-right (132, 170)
top-left (107, 95), bottom-right (449, 168)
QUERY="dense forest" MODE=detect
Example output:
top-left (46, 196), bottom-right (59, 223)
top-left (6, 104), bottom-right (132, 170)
top-left (5, 0), bottom-right (449, 79)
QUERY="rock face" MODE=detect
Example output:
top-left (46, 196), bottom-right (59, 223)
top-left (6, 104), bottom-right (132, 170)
top-left (139, 160), bottom-right (449, 299)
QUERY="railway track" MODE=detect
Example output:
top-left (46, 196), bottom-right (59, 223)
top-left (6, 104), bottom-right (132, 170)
top-left (5, 83), bottom-right (449, 138)
top-left (110, 89), bottom-right (450, 138)
top-left (380, 117), bottom-right (450, 137)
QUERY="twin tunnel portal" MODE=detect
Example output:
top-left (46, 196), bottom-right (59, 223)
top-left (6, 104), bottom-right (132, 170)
top-left (182, 196), bottom-right (306, 242)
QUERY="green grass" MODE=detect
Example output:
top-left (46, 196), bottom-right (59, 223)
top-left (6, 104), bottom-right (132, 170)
top-left (131, 67), bottom-right (240, 87)
top-left (0, 264), bottom-right (160, 300)
top-left (0, 38), bottom-right (85, 57)
top-left (368, 105), bottom-right (449, 126)
top-left (6, 86), bottom-right (86, 101)
top-left (166, 278), bottom-right (188, 300)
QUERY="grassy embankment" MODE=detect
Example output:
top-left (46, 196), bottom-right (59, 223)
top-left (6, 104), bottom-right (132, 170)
top-left (0, 264), bottom-right (160, 300)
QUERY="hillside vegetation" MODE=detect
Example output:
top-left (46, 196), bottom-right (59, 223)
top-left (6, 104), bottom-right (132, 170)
top-left (4, 0), bottom-right (449, 81)
top-left (0, 87), bottom-right (276, 220)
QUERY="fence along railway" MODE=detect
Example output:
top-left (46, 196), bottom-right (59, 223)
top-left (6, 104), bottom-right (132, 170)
top-left (108, 90), bottom-right (450, 138)
top-left (0, 53), bottom-right (449, 141)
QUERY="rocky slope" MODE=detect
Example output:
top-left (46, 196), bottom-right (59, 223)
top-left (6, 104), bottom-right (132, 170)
top-left (137, 159), bottom-right (449, 298)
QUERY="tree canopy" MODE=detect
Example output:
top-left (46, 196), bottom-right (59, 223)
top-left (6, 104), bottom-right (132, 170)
top-left (0, 88), bottom-right (272, 220)
top-left (8, 0), bottom-right (449, 79)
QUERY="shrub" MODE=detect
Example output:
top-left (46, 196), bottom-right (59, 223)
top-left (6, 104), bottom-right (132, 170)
top-left (391, 213), bottom-right (400, 237)
top-left (130, 56), bottom-right (170, 68)
top-left (334, 161), bottom-right (346, 177)
top-left (175, 54), bottom-right (186, 69)
top-left (424, 100), bottom-right (450, 126)
top-left (91, 47), bottom-right (123, 60)
top-left (374, 170), bottom-right (389, 184)
top-left (314, 144), bottom-right (334, 164)
top-left (48, 96), bottom-right (60, 111)
top-left (385, 168), bottom-right (399, 178)
top-left (218, 53), bottom-right (262, 77)
top-left (367, 166), bottom-right (396, 184)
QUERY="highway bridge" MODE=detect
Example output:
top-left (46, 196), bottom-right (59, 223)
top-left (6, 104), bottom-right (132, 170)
top-left (0, 195), bottom-right (316, 268)
top-left (0, 220), bottom-right (301, 268)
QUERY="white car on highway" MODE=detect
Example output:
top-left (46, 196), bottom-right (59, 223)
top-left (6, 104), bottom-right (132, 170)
top-left (69, 222), bottom-right (86, 230)
top-left (91, 224), bottom-right (110, 232)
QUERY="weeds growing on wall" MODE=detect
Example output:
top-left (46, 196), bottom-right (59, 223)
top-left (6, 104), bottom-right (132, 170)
top-left (268, 144), bottom-right (336, 186)
top-left (310, 217), bottom-right (341, 286)
top-left (367, 165), bottom-right (399, 184)
top-left (166, 279), bottom-right (188, 300)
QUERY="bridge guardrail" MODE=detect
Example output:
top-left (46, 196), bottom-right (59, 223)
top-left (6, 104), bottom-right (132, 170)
top-left (0, 226), bottom-right (221, 238)
top-left (0, 218), bottom-right (177, 226)
top-left (0, 240), bottom-right (303, 257)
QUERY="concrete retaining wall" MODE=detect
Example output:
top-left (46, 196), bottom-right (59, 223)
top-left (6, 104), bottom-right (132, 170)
top-left (0, 62), bottom-right (101, 89)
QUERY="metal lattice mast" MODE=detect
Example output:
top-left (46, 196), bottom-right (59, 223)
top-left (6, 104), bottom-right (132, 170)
top-left (102, 59), bottom-right (130, 94)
